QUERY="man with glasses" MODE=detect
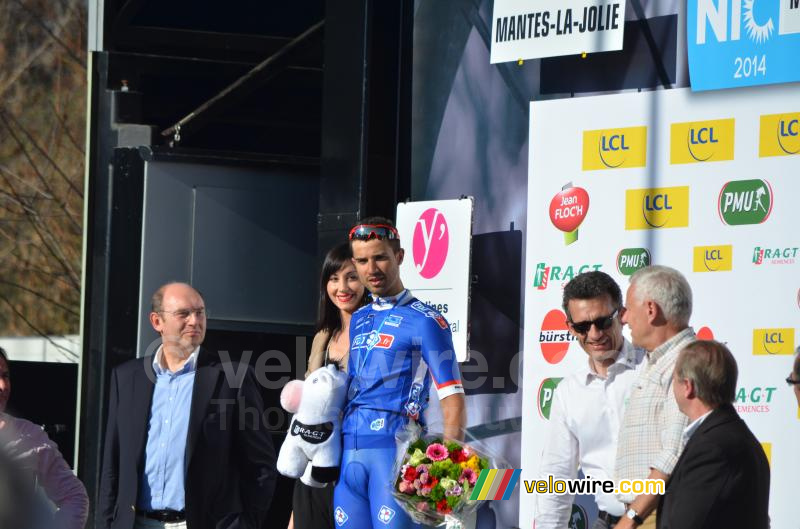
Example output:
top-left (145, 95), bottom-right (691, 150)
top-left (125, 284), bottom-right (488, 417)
top-left (97, 282), bottom-right (277, 529)
top-left (614, 266), bottom-right (696, 529)
top-left (657, 340), bottom-right (769, 529)
top-left (536, 271), bottom-right (644, 529)
top-left (333, 217), bottom-right (465, 529)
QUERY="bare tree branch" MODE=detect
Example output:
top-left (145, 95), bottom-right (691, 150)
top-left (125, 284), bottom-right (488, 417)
top-left (10, 0), bottom-right (86, 69)
top-left (0, 293), bottom-right (79, 360)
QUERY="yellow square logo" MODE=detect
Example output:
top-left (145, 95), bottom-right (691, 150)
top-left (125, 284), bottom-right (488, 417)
top-left (759, 113), bottom-right (800, 157)
top-left (670, 119), bottom-right (735, 164)
top-left (752, 328), bottom-right (795, 355)
top-left (692, 245), bottom-right (733, 272)
top-left (625, 186), bottom-right (689, 230)
top-left (583, 127), bottom-right (647, 170)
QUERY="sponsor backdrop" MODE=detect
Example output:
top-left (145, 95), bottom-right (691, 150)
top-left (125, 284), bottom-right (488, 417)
top-left (521, 84), bottom-right (799, 528)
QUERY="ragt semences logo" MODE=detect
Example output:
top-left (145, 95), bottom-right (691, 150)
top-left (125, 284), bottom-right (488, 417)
top-left (539, 309), bottom-right (577, 364)
top-left (549, 183), bottom-right (590, 245)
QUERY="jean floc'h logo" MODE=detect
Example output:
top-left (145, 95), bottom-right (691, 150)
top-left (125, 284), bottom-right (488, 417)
top-left (548, 183), bottom-right (590, 245)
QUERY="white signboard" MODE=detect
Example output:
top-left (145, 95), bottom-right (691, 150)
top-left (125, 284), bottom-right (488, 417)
top-left (396, 198), bottom-right (474, 362)
top-left (490, 0), bottom-right (626, 64)
top-left (521, 85), bottom-right (800, 529)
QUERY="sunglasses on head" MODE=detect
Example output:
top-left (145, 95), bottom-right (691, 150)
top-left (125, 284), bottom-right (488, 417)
top-left (568, 309), bottom-right (619, 335)
top-left (349, 224), bottom-right (399, 241)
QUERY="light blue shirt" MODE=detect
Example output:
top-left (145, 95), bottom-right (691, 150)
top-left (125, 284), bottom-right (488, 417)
top-left (137, 347), bottom-right (198, 511)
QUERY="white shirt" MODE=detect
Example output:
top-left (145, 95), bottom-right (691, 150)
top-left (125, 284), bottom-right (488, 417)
top-left (681, 409), bottom-right (713, 447)
top-left (535, 340), bottom-right (645, 528)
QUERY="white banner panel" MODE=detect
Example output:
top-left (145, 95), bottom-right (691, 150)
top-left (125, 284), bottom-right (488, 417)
top-left (397, 198), bottom-right (474, 362)
top-left (490, 0), bottom-right (626, 64)
top-left (521, 85), bottom-right (800, 529)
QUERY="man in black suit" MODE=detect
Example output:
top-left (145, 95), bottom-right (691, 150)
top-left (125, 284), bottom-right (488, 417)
top-left (657, 340), bottom-right (770, 529)
top-left (97, 282), bottom-right (277, 529)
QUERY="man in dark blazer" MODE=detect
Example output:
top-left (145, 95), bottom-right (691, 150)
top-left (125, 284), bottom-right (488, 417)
top-left (657, 340), bottom-right (770, 529)
top-left (97, 282), bottom-right (277, 529)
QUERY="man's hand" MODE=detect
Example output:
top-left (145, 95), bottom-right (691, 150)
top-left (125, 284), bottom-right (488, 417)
top-left (440, 393), bottom-right (466, 440)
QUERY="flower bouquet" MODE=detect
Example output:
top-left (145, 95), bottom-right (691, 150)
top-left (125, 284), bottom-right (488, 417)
top-left (391, 433), bottom-right (491, 527)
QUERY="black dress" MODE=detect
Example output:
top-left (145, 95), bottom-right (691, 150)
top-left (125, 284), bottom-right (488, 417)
top-left (291, 347), bottom-right (346, 529)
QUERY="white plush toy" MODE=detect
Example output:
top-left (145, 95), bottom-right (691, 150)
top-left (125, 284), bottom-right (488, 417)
top-left (277, 364), bottom-right (348, 487)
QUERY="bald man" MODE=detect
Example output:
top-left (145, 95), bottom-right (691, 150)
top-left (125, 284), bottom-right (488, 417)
top-left (97, 282), bottom-right (277, 529)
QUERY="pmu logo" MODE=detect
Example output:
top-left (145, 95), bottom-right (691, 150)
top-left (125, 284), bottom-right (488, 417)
top-left (537, 377), bottom-right (563, 419)
top-left (752, 328), bottom-right (795, 355)
top-left (670, 119), bottom-right (735, 164)
top-left (582, 126), bottom-right (647, 170)
top-left (616, 248), bottom-right (651, 276)
top-left (759, 113), bottom-right (800, 157)
top-left (718, 179), bottom-right (773, 225)
top-left (533, 263), bottom-right (603, 290)
top-left (752, 246), bottom-right (799, 265)
top-left (625, 186), bottom-right (690, 230)
top-left (692, 245), bottom-right (733, 272)
top-left (412, 208), bottom-right (448, 279)
top-left (569, 504), bottom-right (588, 529)
top-left (695, 0), bottom-right (777, 45)
top-left (734, 386), bottom-right (776, 414)
top-left (539, 309), bottom-right (577, 364)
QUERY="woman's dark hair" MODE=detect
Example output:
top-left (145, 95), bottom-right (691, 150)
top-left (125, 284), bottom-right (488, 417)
top-left (0, 347), bottom-right (6, 364)
top-left (315, 243), bottom-right (368, 336)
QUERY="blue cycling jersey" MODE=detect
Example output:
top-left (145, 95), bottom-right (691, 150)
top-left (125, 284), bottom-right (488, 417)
top-left (342, 289), bottom-right (463, 443)
top-left (333, 289), bottom-right (464, 528)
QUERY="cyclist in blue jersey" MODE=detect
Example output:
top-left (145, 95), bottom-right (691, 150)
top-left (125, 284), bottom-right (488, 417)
top-left (332, 217), bottom-right (465, 529)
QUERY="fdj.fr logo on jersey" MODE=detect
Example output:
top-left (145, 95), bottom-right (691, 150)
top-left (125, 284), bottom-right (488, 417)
top-left (735, 386), bottom-right (777, 414)
top-left (752, 328), bottom-right (795, 355)
top-left (625, 186), bottom-right (689, 230)
top-left (753, 246), bottom-right (798, 265)
top-left (582, 126), bottom-right (647, 170)
top-left (718, 179), bottom-right (773, 225)
top-left (537, 377), bottom-right (563, 419)
top-left (533, 263), bottom-right (602, 290)
top-left (616, 248), bottom-right (651, 276)
top-left (670, 118), bottom-right (735, 164)
top-left (352, 331), bottom-right (395, 350)
top-left (539, 309), bottom-right (577, 364)
top-left (760, 112), bottom-right (800, 157)
top-left (693, 245), bottom-right (733, 272)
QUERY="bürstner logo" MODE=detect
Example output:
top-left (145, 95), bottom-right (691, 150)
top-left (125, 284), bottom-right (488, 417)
top-left (533, 263), bottom-right (602, 290)
top-left (752, 246), bottom-right (798, 265)
top-left (537, 377), bottom-right (563, 419)
top-left (752, 328), bottom-right (795, 355)
top-left (616, 248), bottom-right (650, 276)
top-left (697, 326), bottom-right (715, 340)
top-left (735, 386), bottom-right (777, 414)
top-left (539, 309), bottom-right (577, 364)
top-left (718, 179), bottom-right (773, 225)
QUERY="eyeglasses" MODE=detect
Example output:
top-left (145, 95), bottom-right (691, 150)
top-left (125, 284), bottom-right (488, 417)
top-left (160, 308), bottom-right (207, 320)
top-left (348, 224), bottom-right (399, 241)
top-left (786, 376), bottom-right (800, 386)
top-left (568, 309), bottom-right (619, 335)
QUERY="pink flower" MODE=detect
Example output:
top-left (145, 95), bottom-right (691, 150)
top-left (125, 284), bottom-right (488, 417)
top-left (459, 468), bottom-right (478, 485)
top-left (446, 484), bottom-right (463, 497)
top-left (419, 486), bottom-right (432, 497)
top-left (398, 480), bottom-right (416, 494)
top-left (425, 443), bottom-right (449, 462)
top-left (461, 446), bottom-right (473, 458)
top-left (418, 471), bottom-right (430, 485)
top-left (415, 501), bottom-right (429, 512)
